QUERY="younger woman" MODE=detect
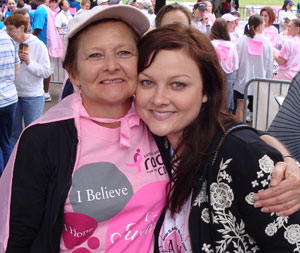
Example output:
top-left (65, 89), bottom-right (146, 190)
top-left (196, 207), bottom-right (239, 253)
top-left (210, 18), bottom-right (238, 113)
top-left (274, 18), bottom-right (300, 80)
top-left (136, 24), bottom-right (300, 252)
top-left (233, 14), bottom-right (273, 121)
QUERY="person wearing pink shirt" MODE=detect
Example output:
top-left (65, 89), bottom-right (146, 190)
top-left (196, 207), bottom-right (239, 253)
top-left (0, 6), bottom-right (169, 252)
top-left (274, 19), bottom-right (300, 80)
top-left (210, 18), bottom-right (239, 113)
top-left (260, 6), bottom-right (280, 48)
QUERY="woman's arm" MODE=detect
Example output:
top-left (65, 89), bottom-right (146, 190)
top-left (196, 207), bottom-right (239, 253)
top-left (273, 49), bottom-right (286, 66)
top-left (6, 126), bottom-right (49, 251)
top-left (254, 134), bottom-right (300, 216)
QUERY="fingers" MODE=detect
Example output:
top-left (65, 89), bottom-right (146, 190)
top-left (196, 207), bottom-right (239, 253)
top-left (257, 199), bottom-right (300, 216)
top-left (270, 161), bottom-right (286, 186)
top-left (254, 174), bottom-right (299, 201)
top-left (253, 175), bottom-right (300, 216)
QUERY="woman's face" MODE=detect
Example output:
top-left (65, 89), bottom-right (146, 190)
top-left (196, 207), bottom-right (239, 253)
top-left (82, 2), bottom-right (90, 10)
top-left (288, 21), bottom-right (299, 36)
top-left (261, 11), bottom-right (270, 26)
top-left (205, 1), bottom-right (213, 13)
top-left (136, 49), bottom-right (207, 148)
top-left (160, 10), bottom-right (189, 27)
top-left (7, 0), bottom-right (17, 11)
top-left (49, 0), bottom-right (57, 9)
top-left (61, 0), bottom-right (69, 11)
top-left (69, 21), bottom-right (138, 118)
top-left (287, 3), bottom-right (292, 10)
top-left (227, 20), bottom-right (236, 33)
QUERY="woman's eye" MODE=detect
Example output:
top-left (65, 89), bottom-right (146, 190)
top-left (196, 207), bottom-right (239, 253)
top-left (171, 82), bottom-right (185, 88)
top-left (118, 51), bottom-right (131, 57)
top-left (89, 53), bottom-right (102, 58)
top-left (141, 80), bottom-right (154, 86)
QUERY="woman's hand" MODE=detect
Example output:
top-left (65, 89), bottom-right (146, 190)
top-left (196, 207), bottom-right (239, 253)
top-left (253, 158), bottom-right (300, 216)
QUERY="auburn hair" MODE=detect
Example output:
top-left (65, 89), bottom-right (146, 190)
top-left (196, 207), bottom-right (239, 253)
top-left (138, 24), bottom-right (234, 214)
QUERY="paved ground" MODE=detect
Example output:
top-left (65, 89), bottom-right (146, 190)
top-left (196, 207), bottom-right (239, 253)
top-left (44, 83), bottom-right (63, 113)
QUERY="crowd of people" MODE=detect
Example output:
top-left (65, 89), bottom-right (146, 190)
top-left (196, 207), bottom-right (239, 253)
top-left (1, 0), bottom-right (300, 252)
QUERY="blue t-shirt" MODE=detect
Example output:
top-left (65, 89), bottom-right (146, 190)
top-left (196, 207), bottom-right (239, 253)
top-left (0, 22), bottom-right (4, 30)
top-left (32, 5), bottom-right (48, 46)
top-left (4, 10), bottom-right (13, 19)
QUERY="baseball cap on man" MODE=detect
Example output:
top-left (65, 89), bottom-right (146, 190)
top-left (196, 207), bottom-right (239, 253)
top-left (284, 0), bottom-right (293, 5)
top-left (194, 3), bottom-right (206, 11)
top-left (222, 13), bottom-right (238, 22)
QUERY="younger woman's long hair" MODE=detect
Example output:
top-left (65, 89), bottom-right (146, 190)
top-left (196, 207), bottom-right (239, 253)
top-left (138, 24), bottom-right (234, 214)
top-left (210, 18), bottom-right (231, 41)
top-left (244, 14), bottom-right (263, 38)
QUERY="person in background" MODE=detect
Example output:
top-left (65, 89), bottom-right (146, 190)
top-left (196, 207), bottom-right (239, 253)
top-left (14, 8), bottom-right (32, 32)
top-left (210, 18), bottom-right (239, 113)
top-left (155, 3), bottom-right (191, 28)
top-left (97, 0), bottom-right (109, 5)
top-left (135, 0), bottom-right (156, 27)
top-left (49, 0), bottom-right (58, 16)
top-left (67, 0), bottom-right (81, 12)
top-left (0, 29), bottom-right (20, 177)
top-left (75, 0), bottom-right (90, 15)
top-left (230, 11), bottom-right (243, 42)
top-left (17, 0), bottom-right (32, 10)
top-left (274, 19), bottom-right (300, 80)
top-left (32, 0), bottom-right (52, 101)
top-left (4, 14), bottom-right (51, 147)
top-left (221, 13), bottom-right (238, 42)
top-left (192, 3), bottom-right (212, 35)
top-left (55, 0), bottom-right (72, 34)
top-left (297, 0), bottom-right (300, 17)
top-left (4, 0), bottom-right (17, 18)
top-left (233, 14), bottom-right (273, 122)
top-left (136, 24), bottom-right (300, 252)
top-left (260, 6), bottom-right (279, 48)
top-left (0, 11), bottom-right (4, 29)
top-left (204, 0), bottom-right (215, 22)
top-left (278, 0), bottom-right (296, 32)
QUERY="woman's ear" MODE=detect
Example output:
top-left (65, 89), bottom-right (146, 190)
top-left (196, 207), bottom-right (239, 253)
top-left (67, 69), bottom-right (80, 88)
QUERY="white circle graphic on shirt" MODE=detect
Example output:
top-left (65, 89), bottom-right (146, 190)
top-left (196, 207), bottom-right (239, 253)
top-left (69, 162), bottom-right (133, 222)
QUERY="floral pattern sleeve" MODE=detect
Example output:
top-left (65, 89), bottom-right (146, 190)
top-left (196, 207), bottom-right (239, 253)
top-left (190, 128), bottom-right (300, 253)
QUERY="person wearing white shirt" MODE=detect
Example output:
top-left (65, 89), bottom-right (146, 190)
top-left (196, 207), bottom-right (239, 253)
top-left (55, 0), bottom-right (73, 34)
top-left (233, 14), bottom-right (273, 121)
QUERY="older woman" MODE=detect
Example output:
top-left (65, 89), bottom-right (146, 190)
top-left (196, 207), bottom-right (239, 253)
top-left (274, 19), bottom-right (300, 80)
top-left (0, 6), bottom-right (168, 252)
top-left (136, 24), bottom-right (300, 252)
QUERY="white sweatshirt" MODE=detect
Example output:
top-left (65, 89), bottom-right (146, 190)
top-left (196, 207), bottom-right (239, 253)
top-left (233, 34), bottom-right (273, 96)
top-left (15, 34), bottom-right (51, 97)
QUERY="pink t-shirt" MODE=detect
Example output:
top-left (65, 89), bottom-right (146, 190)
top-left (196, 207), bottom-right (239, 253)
top-left (278, 36), bottom-right (300, 72)
top-left (263, 25), bottom-right (279, 48)
top-left (211, 40), bottom-right (239, 74)
top-left (60, 106), bottom-right (169, 252)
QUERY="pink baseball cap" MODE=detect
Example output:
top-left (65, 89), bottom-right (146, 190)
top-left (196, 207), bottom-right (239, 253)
top-left (222, 13), bottom-right (238, 22)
